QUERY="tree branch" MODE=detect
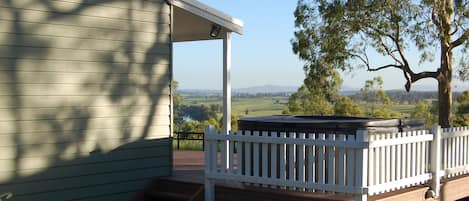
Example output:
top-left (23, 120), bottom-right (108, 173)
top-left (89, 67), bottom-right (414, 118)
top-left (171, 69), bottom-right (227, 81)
top-left (368, 64), bottom-right (403, 71)
top-left (378, 37), bottom-right (404, 66)
top-left (411, 71), bottom-right (440, 82)
top-left (431, 3), bottom-right (441, 28)
top-left (451, 30), bottom-right (469, 48)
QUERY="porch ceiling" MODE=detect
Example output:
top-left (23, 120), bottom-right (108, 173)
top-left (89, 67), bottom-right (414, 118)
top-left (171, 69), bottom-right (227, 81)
top-left (168, 0), bottom-right (243, 42)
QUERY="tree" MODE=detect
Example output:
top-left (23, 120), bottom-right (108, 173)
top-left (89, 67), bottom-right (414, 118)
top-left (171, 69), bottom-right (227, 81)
top-left (293, 0), bottom-right (469, 127)
top-left (172, 80), bottom-right (184, 129)
top-left (359, 76), bottom-right (398, 117)
top-left (454, 90), bottom-right (469, 126)
top-left (334, 96), bottom-right (364, 116)
top-left (411, 101), bottom-right (436, 128)
top-left (286, 85), bottom-right (335, 115)
top-left (286, 57), bottom-right (342, 115)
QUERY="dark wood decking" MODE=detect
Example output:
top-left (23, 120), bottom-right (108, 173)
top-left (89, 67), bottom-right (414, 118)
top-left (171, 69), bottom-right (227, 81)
top-left (135, 151), bottom-right (469, 201)
top-left (167, 151), bottom-right (354, 201)
top-left (170, 150), bottom-right (206, 184)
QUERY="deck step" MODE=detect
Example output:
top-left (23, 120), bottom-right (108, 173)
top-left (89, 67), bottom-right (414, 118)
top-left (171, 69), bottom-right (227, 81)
top-left (145, 191), bottom-right (192, 201)
top-left (133, 178), bottom-right (354, 201)
top-left (215, 185), bottom-right (353, 201)
top-left (138, 179), bottom-right (203, 201)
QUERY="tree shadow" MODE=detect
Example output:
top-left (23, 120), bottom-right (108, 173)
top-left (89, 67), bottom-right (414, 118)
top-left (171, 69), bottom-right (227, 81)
top-left (0, 0), bottom-right (172, 200)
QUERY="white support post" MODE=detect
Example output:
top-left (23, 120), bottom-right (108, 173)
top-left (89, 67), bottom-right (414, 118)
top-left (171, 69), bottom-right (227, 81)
top-left (430, 125), bottom-right (442, 198)
top-left (355, 130), bottom-right (368, 201)
top-left (223, 32), bottom-right (232, 171)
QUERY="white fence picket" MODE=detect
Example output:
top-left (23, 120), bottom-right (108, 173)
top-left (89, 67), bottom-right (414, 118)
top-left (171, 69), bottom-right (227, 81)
top-left (299, 133), bottom-right (306, 191)
top-left (308, 133), bottom-right (315, 190)
top-left (245, 131), bottom-right (252, 177)
top-left (390, 133), bottom-right (396, 182)
top-left (237, 131), bottom-right (244, 176)
top-left (318, 133), bottom-right (325, 191)
top-left (204, 125), bottom-right (469, 201)
top-left (288, 132), bottom-right (296, 190)
top-left (442, 126), bottom-right (469, 178)
top-left (327, 134), bottom-right (336, 187)
top-left (346, 135), bottom-right (355, 188)
top-left (253, 131), bottom-right (260, 179)
top-left (280, 132), bottom-right (286, 189)
top-left (338, 134), bottom-right (346, 186)
top-left (262, 131), bottom-right (269, 187)
top-left (369, 134), bottom-right (375, 187)
top-left (271, 132), bottom-right (278, 180)
top-left (385, 133), bottom-right (391, 183)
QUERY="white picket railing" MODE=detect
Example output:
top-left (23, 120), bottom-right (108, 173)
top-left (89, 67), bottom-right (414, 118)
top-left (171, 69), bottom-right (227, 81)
top-left (441, 126), bottom-right (469, 178)
top-left (203, 125), bottom-right (469, 201)
top-left (367, 130), bottom-right (433, 195)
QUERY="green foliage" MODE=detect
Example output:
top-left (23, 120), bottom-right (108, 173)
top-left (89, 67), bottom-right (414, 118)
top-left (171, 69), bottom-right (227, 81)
top-left (286, 86), bottom-right (334, 115)
top-left (454, 90), bottom-right (469, 126)
top-left (372, 108), bottom-right (401, 118)
top-left (411, 101), bottom-right (436, 128)
top-left (218, 114), bottom-right (240, 132)
top-left (359, 76), bottom-right (399, 117)
top-left (172, 80), bottom-right (184, 126)
top-left (334, 96), bottom-right (364, 116)
top-left (292, 0), bottom-right (469, 127)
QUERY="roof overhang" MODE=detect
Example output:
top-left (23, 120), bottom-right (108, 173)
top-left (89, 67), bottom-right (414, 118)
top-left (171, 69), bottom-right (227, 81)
top-left (167, 0), bottom-right (243, 42)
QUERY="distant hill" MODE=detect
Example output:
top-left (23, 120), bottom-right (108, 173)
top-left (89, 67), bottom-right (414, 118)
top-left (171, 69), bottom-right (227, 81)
top-left (179, 83), bottom-right (467, 97)
top-left (234, 85), bottom-right (297, 94)
top-left (179, 85), bottom-right (298, 96)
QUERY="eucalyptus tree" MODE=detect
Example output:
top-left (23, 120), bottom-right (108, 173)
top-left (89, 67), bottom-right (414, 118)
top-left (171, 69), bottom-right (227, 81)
top-left (292, 0), bottom-right (469, 127)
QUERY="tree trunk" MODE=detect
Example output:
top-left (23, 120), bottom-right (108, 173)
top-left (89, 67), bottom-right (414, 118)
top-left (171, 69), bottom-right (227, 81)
top-left (438, 40), bottom-right (453, 128)
top-left (438, 78), bottom-right (452, 128)
top-left (438, 0), bottom-right (454, 128)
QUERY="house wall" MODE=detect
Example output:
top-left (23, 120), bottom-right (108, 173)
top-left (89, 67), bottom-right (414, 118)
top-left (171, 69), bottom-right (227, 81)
top-left (0, 0), bottom-right (172, 200)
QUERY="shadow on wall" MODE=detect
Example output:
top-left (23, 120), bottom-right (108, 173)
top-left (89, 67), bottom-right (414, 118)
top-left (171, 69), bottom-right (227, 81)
top-left (0, 0), bottom-right (172, 200)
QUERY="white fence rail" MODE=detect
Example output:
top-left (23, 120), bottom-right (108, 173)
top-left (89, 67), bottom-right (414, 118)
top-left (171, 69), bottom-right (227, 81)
top-left (367, 130), bottom-right (433, 195)
top-left (204, 125), bottom-right (469, 201)
top-left (442, 127), bottom-right (469, 178)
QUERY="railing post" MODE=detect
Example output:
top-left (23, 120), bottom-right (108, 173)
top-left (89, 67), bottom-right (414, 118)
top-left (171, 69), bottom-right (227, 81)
top-left (355, 130), bottom-right (369, 201)
top-left (430, 125), bottom-right (442, 198)
top-left (204, 125), bottom-right (215, 201)
top-left (177, 132), bottom-right (180, 150)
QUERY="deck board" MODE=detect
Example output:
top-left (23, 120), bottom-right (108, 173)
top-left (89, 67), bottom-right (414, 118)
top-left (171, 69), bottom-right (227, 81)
top-left (170, 150), bottom-right (205, 183)
top-left (165, 150), bottom-right (469, 201)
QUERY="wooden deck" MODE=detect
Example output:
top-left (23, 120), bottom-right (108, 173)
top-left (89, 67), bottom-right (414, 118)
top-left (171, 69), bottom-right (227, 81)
top-left (167, 150), bottom-right (353, 201)
top-left (170, 150), bottom-right (205, 184)
top-left (161, 150), bottom-right (469, 201)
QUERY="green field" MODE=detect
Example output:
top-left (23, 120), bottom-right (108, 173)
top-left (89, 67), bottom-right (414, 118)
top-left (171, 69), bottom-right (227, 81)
top-left (182, 96), bottom-right (418, 117)
top-left (182, 96), bottom-right (289, 117)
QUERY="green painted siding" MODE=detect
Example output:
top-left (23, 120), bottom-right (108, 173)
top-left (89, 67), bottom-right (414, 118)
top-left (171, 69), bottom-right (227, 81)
top-left (0, 0), bottom-right (172, 200)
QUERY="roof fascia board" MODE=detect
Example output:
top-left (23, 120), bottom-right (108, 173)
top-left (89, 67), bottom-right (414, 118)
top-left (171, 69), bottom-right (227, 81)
top-left (168, 0), bottom-right (243, 35)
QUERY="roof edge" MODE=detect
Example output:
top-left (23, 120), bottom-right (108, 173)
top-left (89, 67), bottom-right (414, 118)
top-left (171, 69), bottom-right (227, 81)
top-left (167, 0), bottom-right (243, 35)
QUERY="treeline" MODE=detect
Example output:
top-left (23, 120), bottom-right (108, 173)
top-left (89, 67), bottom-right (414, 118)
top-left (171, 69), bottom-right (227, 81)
top-left (350, 91), bottom-right (437, 104)
top-left (350, 91), bottom-right (465, 105)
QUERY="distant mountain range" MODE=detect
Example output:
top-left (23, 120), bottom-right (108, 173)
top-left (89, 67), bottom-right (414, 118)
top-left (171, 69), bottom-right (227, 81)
top-left (179, 85), bottom-right (298, 95)
top-left (235, 85), bottom-right (298, 94)
top-left (179, 84), bottom-right (468, 96)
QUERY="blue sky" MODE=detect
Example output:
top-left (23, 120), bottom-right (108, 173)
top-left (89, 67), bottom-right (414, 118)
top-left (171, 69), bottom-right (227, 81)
top-left (173, 0), bottom-right (467, 91)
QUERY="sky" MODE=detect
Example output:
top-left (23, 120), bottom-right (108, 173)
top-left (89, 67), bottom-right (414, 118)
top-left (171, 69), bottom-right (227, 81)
top-left (173, 0), bottom-right (468, 91)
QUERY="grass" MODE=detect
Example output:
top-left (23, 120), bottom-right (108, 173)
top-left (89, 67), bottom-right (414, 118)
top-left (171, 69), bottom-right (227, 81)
top-left (183, 96), bottom-right (418, 118)
top-left (182, 96), bottom-right (289, 117)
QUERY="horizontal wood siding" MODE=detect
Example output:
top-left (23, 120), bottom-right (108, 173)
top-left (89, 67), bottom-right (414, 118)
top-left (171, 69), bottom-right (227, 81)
top-left (0, 0), bottom-right (172, 200)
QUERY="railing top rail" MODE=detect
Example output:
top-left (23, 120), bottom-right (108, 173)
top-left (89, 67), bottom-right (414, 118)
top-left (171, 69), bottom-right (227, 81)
top-left (441, 127), bottom-right (469, 139)
top-left (205, 130), bottom-right (368, 149)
